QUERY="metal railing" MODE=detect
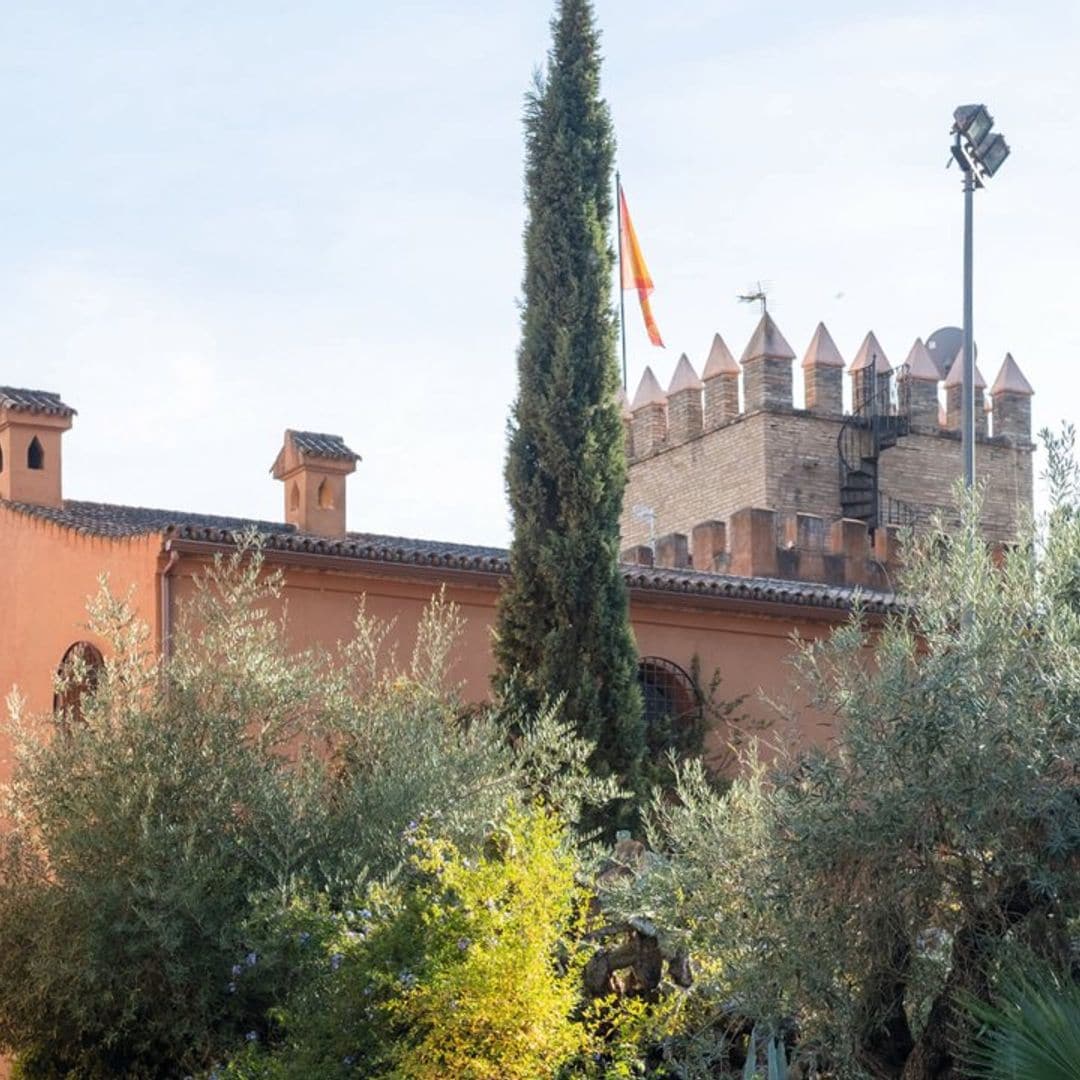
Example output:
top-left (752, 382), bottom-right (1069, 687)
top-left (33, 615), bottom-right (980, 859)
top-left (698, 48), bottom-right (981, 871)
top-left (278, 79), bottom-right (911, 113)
top-left (837, 363), bottom-right (919, 531)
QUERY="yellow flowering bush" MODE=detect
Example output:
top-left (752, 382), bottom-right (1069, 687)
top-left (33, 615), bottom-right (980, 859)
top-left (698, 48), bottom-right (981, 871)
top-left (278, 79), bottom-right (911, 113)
top-left (234, 804), bottom-right (590, 1079)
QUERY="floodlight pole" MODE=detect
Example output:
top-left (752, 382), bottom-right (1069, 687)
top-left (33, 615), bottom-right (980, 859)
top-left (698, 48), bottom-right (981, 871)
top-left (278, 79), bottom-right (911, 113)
top-left (961, 151), bottom-right (976, 490)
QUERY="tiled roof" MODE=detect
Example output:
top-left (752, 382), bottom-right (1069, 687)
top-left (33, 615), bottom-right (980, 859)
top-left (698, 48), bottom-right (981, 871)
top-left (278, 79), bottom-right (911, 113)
top-left (289, 430), bottom-right (360, 461)
top-left (1, 498), bottom-right (898, 614)
top-left (1, 499), bottom-right (287, 538)
top-left (0, 386), bottom-right (77, 417)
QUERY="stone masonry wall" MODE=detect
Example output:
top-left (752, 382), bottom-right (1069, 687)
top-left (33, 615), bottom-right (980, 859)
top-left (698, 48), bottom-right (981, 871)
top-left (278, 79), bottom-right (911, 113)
top-left (620, 412), bottom-right (771, 548)
top-left (621, 409), bottom-right (1033, 549)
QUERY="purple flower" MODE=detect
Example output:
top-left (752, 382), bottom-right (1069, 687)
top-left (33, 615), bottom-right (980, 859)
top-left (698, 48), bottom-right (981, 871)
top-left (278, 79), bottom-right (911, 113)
top-left (245, 951), bottom-right (258, 967)
top-left (298, 931), bottom-right (311, 946)
top-left (456, 937), bottom-right (470, 952)
top-left (245, 1030), bottom-right (259, 1043)
top-left (359, 908), bottom-right (372, 920)
top-left (231, 963), bottom-right (243, 978)
top-left (342, 1055), bottom-right (356, 1067)
top-left (227, 981), bottom-right (236, 995)
top-left (331, 952), bottom-right (344, 972)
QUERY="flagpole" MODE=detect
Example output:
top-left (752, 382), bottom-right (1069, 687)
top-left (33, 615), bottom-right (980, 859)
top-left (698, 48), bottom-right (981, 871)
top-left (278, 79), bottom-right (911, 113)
top-left (615, 170), bottom-right (628, 390)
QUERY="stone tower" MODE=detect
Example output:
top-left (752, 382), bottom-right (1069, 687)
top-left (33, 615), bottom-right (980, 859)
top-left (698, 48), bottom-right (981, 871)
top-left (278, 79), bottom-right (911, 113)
top-left (620, 315), bottom-right (1034, 558)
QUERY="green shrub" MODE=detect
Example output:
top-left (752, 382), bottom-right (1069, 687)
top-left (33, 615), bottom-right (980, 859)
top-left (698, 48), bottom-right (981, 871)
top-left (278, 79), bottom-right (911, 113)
top-left (962, 961), bottom-right (1080, 1080)
top-left (223, 804), bottom-right (588, 1079)
top-left (0, 542), bottom-right (616, 1077)
top-left (602, 438), bottom-right (1080, 1077)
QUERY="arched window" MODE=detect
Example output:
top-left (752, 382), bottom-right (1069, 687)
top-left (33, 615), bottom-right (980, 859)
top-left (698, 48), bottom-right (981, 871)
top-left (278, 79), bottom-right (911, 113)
top-left (0, 444), bottom-right (4, 474)
top-left (27, 436), bottom-right (44, 470)
top-left (289, 481), bottom-right (300, 513)
top-left (53, 642), bottom-right (105, 727)
top-left (637, 656), bottom-right (702, 759)
top-left (317, 478), bottom-right (334, 510)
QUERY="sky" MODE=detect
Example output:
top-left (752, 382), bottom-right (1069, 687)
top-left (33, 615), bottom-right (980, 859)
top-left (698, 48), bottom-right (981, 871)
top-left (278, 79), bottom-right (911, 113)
top-left (2, 1), bottom-right (1077, 546)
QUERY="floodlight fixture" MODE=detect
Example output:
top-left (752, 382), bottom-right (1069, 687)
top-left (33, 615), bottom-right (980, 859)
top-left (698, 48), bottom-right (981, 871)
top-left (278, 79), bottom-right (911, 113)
top-left (953, 104), bottom-right (993, 147)
top-left (976, 133), bottom-right (1010, 178)
top-left (951, 103), bottom-right (1010, 183)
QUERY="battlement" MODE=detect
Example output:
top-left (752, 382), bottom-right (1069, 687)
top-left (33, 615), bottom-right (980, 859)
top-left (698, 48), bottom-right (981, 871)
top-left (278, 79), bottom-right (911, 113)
top-left (621, 313), bottom-right (1034, 551)
top-left (622, 506), bottom-right (902, 591)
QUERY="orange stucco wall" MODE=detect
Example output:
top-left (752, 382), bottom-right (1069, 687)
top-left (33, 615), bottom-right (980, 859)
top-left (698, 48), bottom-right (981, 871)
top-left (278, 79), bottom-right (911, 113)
top-left (1, 515), bottom-right (844, 786)
top-left (0, 507), bottom-right (162, 783)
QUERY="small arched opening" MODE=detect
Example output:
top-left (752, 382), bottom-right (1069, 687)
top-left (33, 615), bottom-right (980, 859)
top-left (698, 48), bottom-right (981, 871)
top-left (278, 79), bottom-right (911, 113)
top-left (637, 656), bottom-right (703, 763)
top-left (27, 436), bottom-right (45, 470)
top-left (289, 481), bottom-right (300, 514)
top-left (317, 478), bottom-right (334, 510)
top-left (53, 641), bottom-right (105, 728)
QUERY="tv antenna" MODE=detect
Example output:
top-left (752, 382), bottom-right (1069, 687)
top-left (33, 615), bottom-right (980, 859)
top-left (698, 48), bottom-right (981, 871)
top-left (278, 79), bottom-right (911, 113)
top-left (738, 281), bottom-right (771, 314)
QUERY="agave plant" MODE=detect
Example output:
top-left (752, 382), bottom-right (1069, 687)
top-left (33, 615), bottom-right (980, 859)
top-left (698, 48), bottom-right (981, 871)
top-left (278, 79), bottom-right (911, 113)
top-left (963, 968), bottom-right (1080, 1080)
top-left (742, 1023), bottom-right (788, 1080)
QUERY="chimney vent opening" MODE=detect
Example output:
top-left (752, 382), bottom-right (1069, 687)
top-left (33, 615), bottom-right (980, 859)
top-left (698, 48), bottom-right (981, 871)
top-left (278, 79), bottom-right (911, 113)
top-left (27, 436), bottom-right (44, 470)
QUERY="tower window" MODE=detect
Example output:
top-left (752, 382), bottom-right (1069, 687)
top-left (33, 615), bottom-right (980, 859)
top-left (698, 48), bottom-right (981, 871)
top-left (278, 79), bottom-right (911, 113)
top-left (0, 444), bottom-right (4, 474)
top-left (289, 481), bottom-right (300, 513)
top-left (317, 478), bottom-right (334, 510)
top-left (27, 436), bottom-right (44, 470)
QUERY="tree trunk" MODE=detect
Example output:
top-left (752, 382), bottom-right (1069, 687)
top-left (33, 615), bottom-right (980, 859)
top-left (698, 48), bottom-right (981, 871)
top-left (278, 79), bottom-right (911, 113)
top-left (901, 881), bottom-right (1043, 1080)
top-left (855, 917), bottom-right (914, 1077)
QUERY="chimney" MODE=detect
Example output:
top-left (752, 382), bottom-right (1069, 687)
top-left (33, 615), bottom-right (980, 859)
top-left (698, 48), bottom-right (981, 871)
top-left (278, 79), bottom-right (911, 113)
top-left (943, 353), bottom-right (987, 434)
top-left (702, 333), bottom-right (739, 428)
top-left (990, 353), bottom-right (1033, 442)
top-left (898, 338), bottom-right (940, 428)
top-left (849, 332), bottom-right (891, 413)
top-left (740, 313), bottom-right (795, 412)
top-left (630, 367), bottom-right (667, 457)
top-left (801, 322), bottom-right (845, 414)
top-left (666, 354), bottom-right (704, 444)
top-left (0, 387), bottom-right (76, 509)
top-left (271, 429), bottom-right (360, 538)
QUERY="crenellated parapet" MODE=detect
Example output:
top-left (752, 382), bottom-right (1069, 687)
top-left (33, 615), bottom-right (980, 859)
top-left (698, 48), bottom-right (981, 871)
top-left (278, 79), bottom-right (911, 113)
top-left (990, 353), bottom-right (1033, 443)
top-left (944, 352), bottom-right (988, 436)
top-left (621, 316), bottom-right (1035, 552)
top-left (630, 366), bottom-right (667, 457)
top-left (624, 316), bottom-right (1035, 463)
top-left (702, 334), bottom-right (739, 429)
top-left (666, 354), bottom-right (704, 443)
top-left (802, 323), bottom-right (844, 415)
top-left (622, 505), bottom-right (902, 591)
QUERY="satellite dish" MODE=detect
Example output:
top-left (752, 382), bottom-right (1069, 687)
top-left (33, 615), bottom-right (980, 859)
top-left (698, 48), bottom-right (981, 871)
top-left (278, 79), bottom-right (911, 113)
top-left (926, 327), bottom-right (977, 380)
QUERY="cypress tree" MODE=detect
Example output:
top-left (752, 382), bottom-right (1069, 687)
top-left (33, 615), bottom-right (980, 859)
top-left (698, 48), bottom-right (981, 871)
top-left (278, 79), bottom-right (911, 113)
top-left (496, 0), bottom-right (644, 799)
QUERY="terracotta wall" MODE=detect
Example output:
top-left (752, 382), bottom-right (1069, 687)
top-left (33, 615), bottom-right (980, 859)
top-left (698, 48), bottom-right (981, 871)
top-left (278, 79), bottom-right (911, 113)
top-left (0, 508), bottom-right (162, 783)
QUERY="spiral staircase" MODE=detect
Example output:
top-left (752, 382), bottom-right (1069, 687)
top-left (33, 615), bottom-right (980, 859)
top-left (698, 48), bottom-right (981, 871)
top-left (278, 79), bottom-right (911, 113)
top-left (837, 364), bottom-right (920, 531)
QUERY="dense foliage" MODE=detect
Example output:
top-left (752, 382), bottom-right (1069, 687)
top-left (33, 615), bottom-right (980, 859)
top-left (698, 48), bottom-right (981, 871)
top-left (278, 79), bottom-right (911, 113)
top-left (0, 544), bottom-right (616, 1078)
top-left (221, 806), bottom-right (589, 1079)
top-left (603, 437), bottom-right (1080, 1078)
top-left (495, 0), bottom-right (644, 805)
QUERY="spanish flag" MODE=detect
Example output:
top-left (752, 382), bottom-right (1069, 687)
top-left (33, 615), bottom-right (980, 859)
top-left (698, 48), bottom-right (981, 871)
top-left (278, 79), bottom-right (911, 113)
top-left (618, 182), bottom-right (664, 348)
